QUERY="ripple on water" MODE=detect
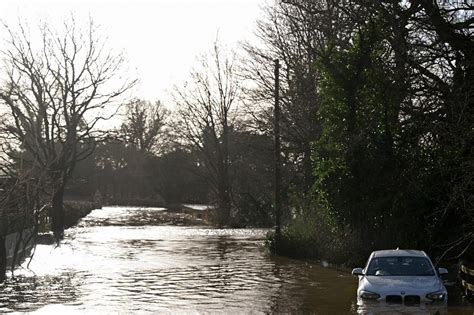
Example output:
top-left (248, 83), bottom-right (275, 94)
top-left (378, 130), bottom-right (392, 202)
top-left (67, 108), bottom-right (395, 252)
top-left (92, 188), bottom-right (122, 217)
top-left (0, 272), bottom-right (83, 313)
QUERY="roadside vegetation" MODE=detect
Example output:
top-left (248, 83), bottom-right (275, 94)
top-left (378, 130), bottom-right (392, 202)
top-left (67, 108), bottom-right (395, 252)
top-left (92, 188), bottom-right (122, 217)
top-left (260, 0), bottom-right (473, 266)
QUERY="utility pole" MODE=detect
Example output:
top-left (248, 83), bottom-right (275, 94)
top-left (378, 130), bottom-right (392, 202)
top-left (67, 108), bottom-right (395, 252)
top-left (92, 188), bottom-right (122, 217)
top-left (274, 59), bottom-right (282, 242)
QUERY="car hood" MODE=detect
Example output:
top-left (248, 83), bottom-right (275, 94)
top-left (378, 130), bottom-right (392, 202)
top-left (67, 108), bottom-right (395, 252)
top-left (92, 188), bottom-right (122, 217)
top-left (361, 276), bottom-right (443, 293)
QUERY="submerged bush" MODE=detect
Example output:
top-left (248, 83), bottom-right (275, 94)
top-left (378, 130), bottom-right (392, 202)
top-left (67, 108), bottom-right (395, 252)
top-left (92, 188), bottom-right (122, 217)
top-left (267, 194), bottom-right (369, 267)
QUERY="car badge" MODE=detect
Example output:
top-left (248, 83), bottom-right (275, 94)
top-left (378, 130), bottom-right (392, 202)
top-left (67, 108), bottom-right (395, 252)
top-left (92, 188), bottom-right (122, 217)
top-left (401, 291), bottom-right (406, 295)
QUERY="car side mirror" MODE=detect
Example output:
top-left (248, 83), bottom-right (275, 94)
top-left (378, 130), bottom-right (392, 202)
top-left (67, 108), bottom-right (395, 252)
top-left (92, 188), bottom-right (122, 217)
top-left (438, 268), bottom-right (448, 275)
top-left (352, 268), bottom-right (364, 276)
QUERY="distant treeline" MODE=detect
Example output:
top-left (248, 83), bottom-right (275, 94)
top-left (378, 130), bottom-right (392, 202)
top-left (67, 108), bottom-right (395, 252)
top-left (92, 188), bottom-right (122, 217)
top-left (66, 121), bottom-right (276, 228)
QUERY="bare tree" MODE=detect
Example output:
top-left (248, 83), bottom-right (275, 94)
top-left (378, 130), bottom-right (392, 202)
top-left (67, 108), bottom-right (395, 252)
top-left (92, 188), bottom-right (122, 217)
top-left (173, 42), bottom-right (240, 226)
top-left (121, 99), bottom-right (169, 154)
top-left (0, 18), bottom-right (136, 239)
top-left (241, 2), bottom-right (333, 193)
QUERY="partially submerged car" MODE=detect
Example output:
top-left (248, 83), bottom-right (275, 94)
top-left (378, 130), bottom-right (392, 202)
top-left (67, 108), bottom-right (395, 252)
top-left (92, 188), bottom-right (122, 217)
top-left (352, 249), bottom-right (448, 306)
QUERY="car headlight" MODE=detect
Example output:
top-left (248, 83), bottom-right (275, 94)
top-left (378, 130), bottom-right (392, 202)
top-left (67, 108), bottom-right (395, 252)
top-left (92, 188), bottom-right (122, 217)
top-left (360, 290), bottom-right (380, 300)
top-left (426, 291), bottom-right (446, 301)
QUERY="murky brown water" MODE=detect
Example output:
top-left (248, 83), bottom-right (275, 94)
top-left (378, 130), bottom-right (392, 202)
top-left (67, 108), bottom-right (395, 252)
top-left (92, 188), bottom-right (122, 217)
top-left (1, 207), bottom-right (473, 314)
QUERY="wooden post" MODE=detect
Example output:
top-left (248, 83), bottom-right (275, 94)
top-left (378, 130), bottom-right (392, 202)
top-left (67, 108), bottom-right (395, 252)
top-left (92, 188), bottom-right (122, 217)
top-left (0, 236), bottom-right (6, 282)
top-left (274, 59), bottom-right (282, 241)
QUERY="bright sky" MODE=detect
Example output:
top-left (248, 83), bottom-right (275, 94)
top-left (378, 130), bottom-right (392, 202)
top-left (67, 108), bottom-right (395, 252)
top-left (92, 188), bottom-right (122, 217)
top-left (0, 0), bottom-right (266, 104)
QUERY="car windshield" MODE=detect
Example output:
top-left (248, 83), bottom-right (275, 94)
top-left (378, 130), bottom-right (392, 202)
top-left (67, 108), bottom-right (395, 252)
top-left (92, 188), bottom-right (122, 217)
top-left (366, 257), bottom-right (435, 276)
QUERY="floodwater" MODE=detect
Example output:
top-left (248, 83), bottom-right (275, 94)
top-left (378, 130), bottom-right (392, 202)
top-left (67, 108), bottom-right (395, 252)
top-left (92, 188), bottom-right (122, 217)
top-left (0, 206), bottom-right (473, 314)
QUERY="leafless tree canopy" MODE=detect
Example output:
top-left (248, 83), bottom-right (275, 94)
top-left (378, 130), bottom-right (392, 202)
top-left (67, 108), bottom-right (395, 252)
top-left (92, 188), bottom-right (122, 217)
top-left (121, 99), bottom-right (169, 154)
top-left (0, 17), bottom-right (136, 237)
top-left (172, 42), bottom-right (240, 225)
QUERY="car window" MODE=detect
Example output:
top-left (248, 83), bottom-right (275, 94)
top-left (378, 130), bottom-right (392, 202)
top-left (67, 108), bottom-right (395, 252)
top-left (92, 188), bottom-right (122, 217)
top-left (366, 257), bottom-right (435, 276)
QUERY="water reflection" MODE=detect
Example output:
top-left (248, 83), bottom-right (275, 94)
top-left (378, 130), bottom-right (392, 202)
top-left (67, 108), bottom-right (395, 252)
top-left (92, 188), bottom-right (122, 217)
top-left (0, 207), bottom-right (472, 314)
top-left (356, 301), bottom-right (448, 315)
top-left (0, 272), bottom-right (81, 313)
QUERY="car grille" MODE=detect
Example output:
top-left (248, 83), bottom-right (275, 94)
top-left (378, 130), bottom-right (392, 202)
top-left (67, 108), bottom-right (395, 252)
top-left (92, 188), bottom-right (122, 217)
top-left (386, 295), bottom-right (420, 305)
top-left (386, 295), bottom-right (402, 303)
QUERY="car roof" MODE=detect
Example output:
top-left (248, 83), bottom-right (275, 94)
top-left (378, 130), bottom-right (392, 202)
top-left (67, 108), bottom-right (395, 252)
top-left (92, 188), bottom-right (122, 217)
top-left (372, 249), bottom-right (428, 258)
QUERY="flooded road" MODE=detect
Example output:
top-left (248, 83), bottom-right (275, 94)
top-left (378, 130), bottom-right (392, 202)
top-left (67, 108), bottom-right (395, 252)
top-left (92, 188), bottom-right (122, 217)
top-left (1, 207), bottom-right (473, 314)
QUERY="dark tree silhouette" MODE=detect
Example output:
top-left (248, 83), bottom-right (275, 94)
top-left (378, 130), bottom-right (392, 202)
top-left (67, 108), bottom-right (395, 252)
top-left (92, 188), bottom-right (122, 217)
top-left (0, 18), bottom-right (136, 239)
top-left (121, 99), bottom-right (169, 154)
top-left (173, 42), bottom-right (240, 226)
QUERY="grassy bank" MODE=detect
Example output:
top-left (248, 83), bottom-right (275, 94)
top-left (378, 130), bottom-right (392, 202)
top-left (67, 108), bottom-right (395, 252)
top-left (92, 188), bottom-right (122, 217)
top-left (104, 198), bottom-right (166, 208)
top-left (38, 200), bottom-right (101, 233)
top-left (266, 213), bottom-right (368, 268)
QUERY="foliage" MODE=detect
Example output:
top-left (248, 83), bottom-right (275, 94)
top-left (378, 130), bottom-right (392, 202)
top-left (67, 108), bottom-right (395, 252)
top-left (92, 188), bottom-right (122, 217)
top-left (66, 141), bottom-right (209, 206)
top-left (267, 192), bottom-right (367, 266)
top-left (267, 0), bottom-right (473, 263)
top-left (228, 130), bottom-right (274, 227)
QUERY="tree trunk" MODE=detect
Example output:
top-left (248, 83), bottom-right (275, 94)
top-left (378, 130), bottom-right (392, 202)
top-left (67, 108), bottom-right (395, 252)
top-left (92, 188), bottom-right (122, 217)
top-left (51, 185), bottom-right (65, 240)
top-left (274, 59), bottom-right (282, 241)
top-left (0, 236), bottom-right (6, 283)
top-left (302, 144), bottom-right (314, 192)
top-left (216, 174), bottom-right (232, 226)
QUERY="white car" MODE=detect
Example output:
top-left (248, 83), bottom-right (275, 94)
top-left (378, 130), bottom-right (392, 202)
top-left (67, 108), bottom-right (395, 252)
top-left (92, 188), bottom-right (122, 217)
top-left (352, 249), bottom-right (448, 306)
